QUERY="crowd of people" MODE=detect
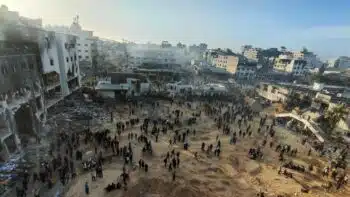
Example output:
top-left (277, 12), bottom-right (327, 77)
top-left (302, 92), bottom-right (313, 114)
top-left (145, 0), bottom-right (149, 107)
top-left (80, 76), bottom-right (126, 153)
top-left (14, 90), bottom-right (349, 197)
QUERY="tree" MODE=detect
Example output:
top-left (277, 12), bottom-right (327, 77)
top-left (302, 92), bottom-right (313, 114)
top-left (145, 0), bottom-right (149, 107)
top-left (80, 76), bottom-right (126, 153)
top-left (177, 42), bottom-right (185, 49)
top-left (299, 95), bottom-right (312, 109)
top-left (261, 48), bottom-right (281, 58)
top-left (226, 48), bottom-right (234, 55)
top-left (199, 43), bottom-right (208, 51)
top-left (280, 46), bottom-right (286, 52)
top-left (161, 41), bottom-right (171, 48)
top-left (325, 104), bottom-right (349, 131)
top-left (302, 47), bottom-right (309, 54)
top-left (318, 64), bottom-right (326, 74)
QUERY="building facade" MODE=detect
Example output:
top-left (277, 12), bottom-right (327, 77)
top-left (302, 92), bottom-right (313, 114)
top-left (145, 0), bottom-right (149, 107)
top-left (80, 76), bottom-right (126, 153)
top-left (334, 56), bottom-right (350, 69)
top-left (0, 41), bottom-right (43, 161)
top-left (256, 82), bottom-right (289, 102)
top-left (39, 30), bottom-right (81, 107)
top-left (95, 72), bottom-right (150, 98)
top-left (127, 44), bottom-right (189, 68)
top-left (243, 48), bottom-right (260, 62)
top-left (0, 5), bottom-right (81, 161)
top-left (213, 53), bottom-right (239, 74)
top-left (46, 16), bottom-right (94, 66)
top-left (235, 62), bottom-right (257, 80)
top-left (273, 54), bottom-right (307, 76)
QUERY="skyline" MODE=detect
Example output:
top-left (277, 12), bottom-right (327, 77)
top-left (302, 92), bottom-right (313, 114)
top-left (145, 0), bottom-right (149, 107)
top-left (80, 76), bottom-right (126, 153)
top-left (2, 0), bottom-right (350, 59)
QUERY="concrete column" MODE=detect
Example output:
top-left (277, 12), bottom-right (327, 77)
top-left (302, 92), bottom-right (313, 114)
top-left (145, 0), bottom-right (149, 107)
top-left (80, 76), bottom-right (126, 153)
top-left (8, 110), bottom-right (22, 152)
top-left (55, 38), bottom-right (70, 96)
top-left (0, 141), bottom-right (10, 161)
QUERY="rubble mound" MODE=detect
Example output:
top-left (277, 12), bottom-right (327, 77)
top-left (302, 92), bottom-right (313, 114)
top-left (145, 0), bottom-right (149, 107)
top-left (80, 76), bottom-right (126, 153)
top-left (122, 177), bottom-right (214, 197)
top-left (246, 160), bottom-right (261, 175)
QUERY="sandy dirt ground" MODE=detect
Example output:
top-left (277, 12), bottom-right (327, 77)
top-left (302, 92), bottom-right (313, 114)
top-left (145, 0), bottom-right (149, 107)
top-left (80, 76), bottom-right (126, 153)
top-left (65, 100), bottom-right (350, 197)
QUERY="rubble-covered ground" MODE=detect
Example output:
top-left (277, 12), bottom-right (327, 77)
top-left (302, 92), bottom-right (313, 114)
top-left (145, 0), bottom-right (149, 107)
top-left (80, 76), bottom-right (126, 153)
top-left (63, 99), bottom-right (350, 197)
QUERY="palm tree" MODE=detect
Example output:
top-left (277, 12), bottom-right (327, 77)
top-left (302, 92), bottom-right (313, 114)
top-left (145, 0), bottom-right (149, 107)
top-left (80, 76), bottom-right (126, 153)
top-left (325, 104), bottom-right (349, 130)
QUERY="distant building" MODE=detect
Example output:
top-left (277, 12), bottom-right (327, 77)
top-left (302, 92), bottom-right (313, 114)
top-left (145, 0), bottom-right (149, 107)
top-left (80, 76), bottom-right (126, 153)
top-left (208, 50), bottom-right (257, 79)
top-left (273, 54), bottom-right (308, 76)
top-left (256, 82), bottom-right (290, 102)
top-left (127, 44), bottom-right (189, 68)
top-left (235, 62), bottom-right (257, 80)
top-left (0, 5), bottom-right (81, 161)
top-left (240, 45), bottom-right (253, 54)
top-left (213, 52), bottom-right (239, 73)
top-left (95, 72), bottom-right (150, 98)
top-left (243, 48), bottom-right (260, 62)
top-left (334, 56), bottom-right (350, 69)
top-left (0, 42), bottom-right (42, 161)
top-left (46, 16), bottom-right (94, 66)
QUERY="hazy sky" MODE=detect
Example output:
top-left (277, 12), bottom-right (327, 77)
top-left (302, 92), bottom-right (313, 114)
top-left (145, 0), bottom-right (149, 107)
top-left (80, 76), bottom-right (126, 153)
top-left (2, 0), bottom-right (350, 59)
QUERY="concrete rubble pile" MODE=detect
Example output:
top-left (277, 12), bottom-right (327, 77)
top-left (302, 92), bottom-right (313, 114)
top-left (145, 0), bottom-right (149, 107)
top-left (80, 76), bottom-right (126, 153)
top-left (46, 91), bottom-right (111, 134)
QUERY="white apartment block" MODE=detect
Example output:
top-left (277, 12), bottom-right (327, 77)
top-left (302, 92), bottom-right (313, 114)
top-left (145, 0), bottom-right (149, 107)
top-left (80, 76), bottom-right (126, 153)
top-left (127, 44), bottom-right (189, 68)
top-left (39, 31), bottom-right (81, 98)
top-left (46, 16), bottom-right (94, 65)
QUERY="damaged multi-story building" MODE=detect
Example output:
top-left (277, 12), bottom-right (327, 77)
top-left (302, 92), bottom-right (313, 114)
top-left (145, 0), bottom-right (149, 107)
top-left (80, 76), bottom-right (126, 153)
top-left (0, 5), bottom-right (81, 161)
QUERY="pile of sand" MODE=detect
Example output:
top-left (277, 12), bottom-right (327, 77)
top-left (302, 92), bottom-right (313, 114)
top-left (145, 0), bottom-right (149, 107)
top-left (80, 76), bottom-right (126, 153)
top-left (122, 177), bottom-right (214, 197)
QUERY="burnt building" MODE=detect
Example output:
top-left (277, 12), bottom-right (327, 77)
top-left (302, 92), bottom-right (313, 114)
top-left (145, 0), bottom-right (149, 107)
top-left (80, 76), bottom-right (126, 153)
top-left (0, 41), bottom-right (44, 161)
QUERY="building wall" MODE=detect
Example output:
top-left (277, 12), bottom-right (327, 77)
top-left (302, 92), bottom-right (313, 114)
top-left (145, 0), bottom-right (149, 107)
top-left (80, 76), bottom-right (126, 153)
top-left (243, 48), bottom-right (260, 61)
top-left (0, 5), bottom-right (83, 161)
top-left (77, 36), bottom-right (92, 62)
top-left (274, 55), bottom-right (292, 72)
top-left (285, 59), bottom-right (307, 76)
top-left (214, 54), bottom-right (239, 74)
top-left (293, 51), bottom-right (304, 59)
top-left (335, 56), bottom-right (350, 69)
top-left (46, 22), bottom-right (94, 66)
top-left (128, 44), bottom-right (189, 68)
top-left (38, 31), bottom-right (80, 95)
top-left (55, 33), bottom-right (80, 95)
top-left (256, 83), bottom-right (289, 102)
top-left (274, 54), bottom-right (307, 76)
top-left (0, 53), bottom-right (39, 94)
top-left (236, 65), bottom-right (256, 79)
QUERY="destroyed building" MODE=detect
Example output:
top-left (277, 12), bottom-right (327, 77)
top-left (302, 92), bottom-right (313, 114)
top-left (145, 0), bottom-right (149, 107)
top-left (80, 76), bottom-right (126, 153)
top-left (0, 41), bottom-right (43, 161)
top-left (95, 72), bottom-right (150, 99)
top-left (0, 6), bottom-right (82, 161)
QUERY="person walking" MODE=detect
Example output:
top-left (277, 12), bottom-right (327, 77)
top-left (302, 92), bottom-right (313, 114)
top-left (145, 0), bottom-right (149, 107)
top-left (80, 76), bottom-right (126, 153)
top-left (85, 181), bottom-right (89, 195)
